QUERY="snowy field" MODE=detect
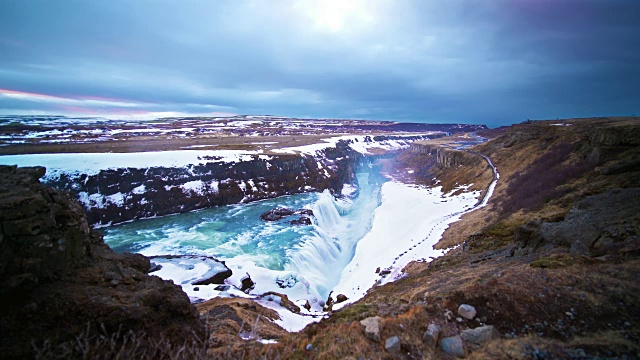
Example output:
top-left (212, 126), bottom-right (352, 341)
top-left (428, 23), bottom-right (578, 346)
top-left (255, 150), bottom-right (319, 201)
top-left (0, 150), bottom-right (272, 179)
top-left (332, 182), bottom-right (481, 309)
top-left (0, 134), bottom-right (434, 180)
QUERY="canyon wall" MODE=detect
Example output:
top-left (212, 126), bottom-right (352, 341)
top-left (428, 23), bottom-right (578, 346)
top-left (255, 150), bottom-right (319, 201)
top-left (403, 143), bottom-right (493, 194)
top-left (44, 142), bottom-right (362, 226)
top-left (409, 143), bottom-right (485, 168)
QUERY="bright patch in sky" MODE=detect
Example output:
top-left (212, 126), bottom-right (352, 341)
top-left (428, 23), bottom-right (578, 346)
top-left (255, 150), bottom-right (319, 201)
top-left (297, 0), bottom-right (375, 33)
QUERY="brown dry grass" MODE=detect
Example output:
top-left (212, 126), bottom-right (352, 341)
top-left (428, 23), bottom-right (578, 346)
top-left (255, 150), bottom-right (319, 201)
top-left (436, 116), bottom-right (640, 251)
top-left (197, 297), bottom-right (288, 346)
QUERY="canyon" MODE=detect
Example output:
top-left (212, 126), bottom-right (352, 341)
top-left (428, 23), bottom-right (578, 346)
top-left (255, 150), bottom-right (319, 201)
top-left (1, 116), bottom-right (638, 359)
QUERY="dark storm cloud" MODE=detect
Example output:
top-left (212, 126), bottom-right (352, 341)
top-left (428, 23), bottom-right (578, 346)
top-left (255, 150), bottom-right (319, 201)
top-left (0, 0), bottom-right (638, 126)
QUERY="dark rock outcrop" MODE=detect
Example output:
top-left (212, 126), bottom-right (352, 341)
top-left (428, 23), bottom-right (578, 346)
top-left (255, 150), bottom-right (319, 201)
top-left (290, 216), bottom-right (312, 226)
top-left (0, 165), bottom-right (204, 359)
top-left (240, 273), bottom-right (255, 293)
top-left (45, 147), bottom-right (359, 227)
top-left (261, 207), bottom-right (314, 224)
top-left (260, 207), bottom-right (295, 221)
top-left (515, 188), bottom-right (640, 256)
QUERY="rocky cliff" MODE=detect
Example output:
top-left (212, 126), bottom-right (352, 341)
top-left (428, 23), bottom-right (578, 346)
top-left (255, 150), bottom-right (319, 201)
top-left (409, 143), bottom-right (485, 168)
top-left (45, 142), bottom-right (361, 226)
top-left (400, 143), bottom-right (493, 194)
top-left (0, 165), bottom-right (205, 359)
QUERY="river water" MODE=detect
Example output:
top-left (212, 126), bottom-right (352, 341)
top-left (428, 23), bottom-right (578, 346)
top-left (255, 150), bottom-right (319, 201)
top-left (101, 167), bottom-right (387, 306)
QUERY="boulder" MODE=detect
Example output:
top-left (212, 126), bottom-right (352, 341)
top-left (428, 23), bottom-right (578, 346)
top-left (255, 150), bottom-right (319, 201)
top-left (261, 208), bottom-right (315, 223)
top-left (192, 268), bottom-right (232, 285)
top-left (325, 293), bottom-right (334, 310)
top-left (296, 209), bottom-right (314, 217)
top-left (440, 335), bottom-right (465, 358)
top-left (379, 269), bottom-right (391, 276)
top-left (458, 304), bottom-right (477, 320)
top-left (290, 216), bottom-right (312, 226)
top-left (240, 273), bottom-right (255, 293)
top-left (461, 325), bottom-right (500, 346)
top-left (422, 323), bottom-right (441, 347)
top-left (192, 264), bottom-right (232, 285)
top-left (360, 316), bottom-right (384, 342)
top-left (336, 294), bottom-right (348, 303)
top-left (260, 207), bottom-right (294, 221)
top-left (385, 336), bottom-right (401, 353)
top-left (259, 291), bottom-right (301, 314)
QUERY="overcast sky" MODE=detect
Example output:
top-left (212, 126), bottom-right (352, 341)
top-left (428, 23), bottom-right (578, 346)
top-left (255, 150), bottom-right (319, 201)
top-left (0, 0), bottom-right (638, 127)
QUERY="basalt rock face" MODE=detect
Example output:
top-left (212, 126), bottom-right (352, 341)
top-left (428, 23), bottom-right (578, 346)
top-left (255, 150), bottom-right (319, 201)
top-left (410, 144), bottom-right (484, 168)
top-left (0, 165), bottom-right (204, 359)
top-left (404, 143), bottom-right (492, 193)
top-left (46, 146), bottom-right (361, 226)
top-left (0, 165), bottom-right (92, 284)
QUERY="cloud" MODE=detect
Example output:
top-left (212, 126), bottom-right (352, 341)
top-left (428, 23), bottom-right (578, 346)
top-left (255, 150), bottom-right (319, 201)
top-left (0, 0), bottom-right (638, 126)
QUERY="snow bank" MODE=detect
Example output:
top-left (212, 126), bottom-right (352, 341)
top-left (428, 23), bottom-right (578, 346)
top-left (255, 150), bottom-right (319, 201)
top-left (332, 182), bottom-right (480, 309)
top-left (273, 134), bottom-right (437, 155)
top-left (0, 150), bottom-right (271, 179)
top-left (150, 256), bottom-right (230, 286)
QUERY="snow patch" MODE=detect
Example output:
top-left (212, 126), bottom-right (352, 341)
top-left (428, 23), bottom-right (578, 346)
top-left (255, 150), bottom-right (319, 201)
top-left (332, 182), bottom-right (480, 309)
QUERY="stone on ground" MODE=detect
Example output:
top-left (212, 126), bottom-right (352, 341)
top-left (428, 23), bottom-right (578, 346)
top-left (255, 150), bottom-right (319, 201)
top-left (423, 323), bottom-right (441, 347)
top-left (360, 316), bottom-right (384, 342)
top-left (441, 335), bottom-right (465, 358)
top-left (385, 336), bottom-right (401, 353)
top-left (458, 304), bottom-right (477, 320)
top-left (460, 325), bottom-right (500, 345)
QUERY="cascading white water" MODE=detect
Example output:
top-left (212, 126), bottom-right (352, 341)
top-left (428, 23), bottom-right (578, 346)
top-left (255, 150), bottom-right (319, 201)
top-left (285, 171), bottom-right (383, 301)
top-left (285, 191), bottom-right (349, 299)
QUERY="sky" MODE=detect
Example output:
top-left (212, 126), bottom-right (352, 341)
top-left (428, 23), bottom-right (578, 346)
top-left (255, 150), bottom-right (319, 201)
top-left (0, 0), bottom-right (639, 127)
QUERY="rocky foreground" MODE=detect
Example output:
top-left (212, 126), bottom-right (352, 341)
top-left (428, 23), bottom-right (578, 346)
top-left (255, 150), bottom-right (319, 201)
top-left (0, 166), bottom-right (206, 359)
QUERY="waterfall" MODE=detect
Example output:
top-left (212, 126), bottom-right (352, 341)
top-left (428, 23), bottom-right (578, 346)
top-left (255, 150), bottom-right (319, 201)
top-left (285, 169), bottom-right (383, 301)
top-left (285, 190), bottom-right (351, 300)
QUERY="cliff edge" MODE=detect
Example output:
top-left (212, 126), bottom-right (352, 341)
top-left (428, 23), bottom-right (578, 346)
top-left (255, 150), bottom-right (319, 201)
top-left (0, 165), bottom-right (205, 359)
